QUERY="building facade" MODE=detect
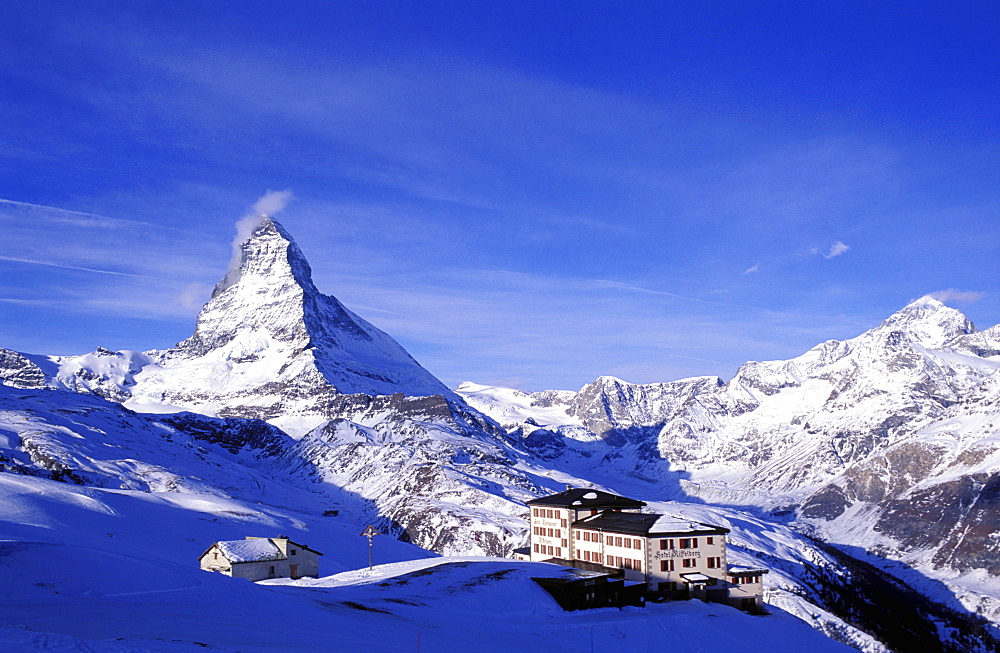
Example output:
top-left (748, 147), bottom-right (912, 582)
top-left (525, 489), bottom-right (767, 612)
top-left (526, 488), bottom-right (645, 563)
top-left (199, 536), bottom-right (322, 581)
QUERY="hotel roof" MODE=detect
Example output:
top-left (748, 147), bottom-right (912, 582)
top-left (573, 511), bottom-right (730, 537)
top-left (526, 488), bottom-right (646, 510)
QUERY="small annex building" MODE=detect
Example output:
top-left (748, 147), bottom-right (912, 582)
top-left (522, 488), bottom-right (768, 613)
top-left (199, 536), bottom-right (321, 581)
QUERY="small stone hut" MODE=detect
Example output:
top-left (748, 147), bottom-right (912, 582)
top-left (200, 536), bottom-right (321, 581)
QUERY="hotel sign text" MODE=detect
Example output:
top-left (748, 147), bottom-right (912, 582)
top-left (654, 550), bottom-right (701, 560)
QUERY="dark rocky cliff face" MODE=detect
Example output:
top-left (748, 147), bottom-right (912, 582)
top-left (0, 349), bottom-right (46, 389)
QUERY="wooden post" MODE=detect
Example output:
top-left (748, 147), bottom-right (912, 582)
top-left (361, 524), bottom-right (381, 570)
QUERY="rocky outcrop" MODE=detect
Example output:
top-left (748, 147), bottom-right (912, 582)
top-left (0, 348), bottom-right (47, 389)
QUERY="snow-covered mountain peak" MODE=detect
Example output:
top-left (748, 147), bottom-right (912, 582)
top-left (178, 216), bottom-right (335, 357)
top-left (150, 215), bottom-right (452, 402)
top-left (213, 215), bottom-right (316, 298)
top-left (870, 295), bottom-right (976, 349)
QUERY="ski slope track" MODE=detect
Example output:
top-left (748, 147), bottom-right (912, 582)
top-left (1, 216), bottom-right (998, 650)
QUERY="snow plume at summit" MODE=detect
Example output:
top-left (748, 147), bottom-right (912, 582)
top-left (220, 189), bottom-right (295, 292)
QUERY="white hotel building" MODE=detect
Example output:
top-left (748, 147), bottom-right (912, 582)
top-left (524, 488), bottom-right (767, 612)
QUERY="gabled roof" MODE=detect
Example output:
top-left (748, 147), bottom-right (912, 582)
top-left (214, 538), bottom-right (284, 563)
top-left (573, 511), bottom-right (730, 537)
top-left (527, 488), bottom-right (646, 510)
top-left (198, 537), bottom-right (323, 563)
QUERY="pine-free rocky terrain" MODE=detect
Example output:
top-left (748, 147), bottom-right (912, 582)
top-left (1, 216), bottom-right (998, 651)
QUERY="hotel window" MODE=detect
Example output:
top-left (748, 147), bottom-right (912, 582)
top-left (660, 560), bottom-right (674, 572)
top-left (660, 539), bottom-right (673, 550)
top-left (707, 557), bottom-right (720, 568)
top-left (555, 547), bottom-right (561, 557)
top-left (555, 529), bottom-right (561, 538)
top-left (614, 536), bottom-right (621, 547)
top-left (562, 539), bottom-right (567, 548)
top-left (583, 551), bottom-right (591, 562)
top-left (561, 518), bottom-right (567, 527)
top-left (633, 559), bottom-right (641, 570)
top-left (532, 508), bottom-right (538, 517)
top-left (633, 538), bottom-right (641, 549)
top-left (679, 538), bottom-right (698, 549)
top-left (533, 543), bottom-right (538, 552)
top-left (706, 537), bottom-right (714, 545)
top-left (682, 558), bottom-right (696, 568)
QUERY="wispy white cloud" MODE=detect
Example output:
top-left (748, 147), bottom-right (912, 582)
top-left (823, 241), bottom-right (850, 259)
top-left (743, 264), bottom-right (760, 274)
top-left (0, 255), bottom-right (153, 279)
top-left (176, 282), bottom-right (212, 312)
top-left (0, 198), bottom-right (226, 335)
top-left (0, 198), bottom-right (194, 233)
top-left (930, 288), bottom-right (985, 304)
top-left (220, 190), bottom-right (296, 292)
top-left (251, 189), bottom-right (294, 218)
top-left (234, 189), bottom-right (295, 251)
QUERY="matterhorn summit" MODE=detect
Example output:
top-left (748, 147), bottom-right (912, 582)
top-left (166, 216), bottom-right (449, 396)
top-left (46, 215), bottom-right (455, 431)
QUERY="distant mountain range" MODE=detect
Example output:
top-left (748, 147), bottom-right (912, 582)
top-left (460, 296), bottom-right (1000, 587)
top-left (2, 215), bottom-right (998, 651)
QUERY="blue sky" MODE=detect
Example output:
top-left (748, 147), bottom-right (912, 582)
top-left (1, 1), bottom-right (998, 391)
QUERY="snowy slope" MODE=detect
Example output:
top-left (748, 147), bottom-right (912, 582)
top-left (0, 384), bottom-right (879, 651)
top-left (0, 516), bottom-right (859, 653)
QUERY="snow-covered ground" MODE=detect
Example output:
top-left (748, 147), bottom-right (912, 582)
top-left (0, 472), bottom-right (857, 652)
